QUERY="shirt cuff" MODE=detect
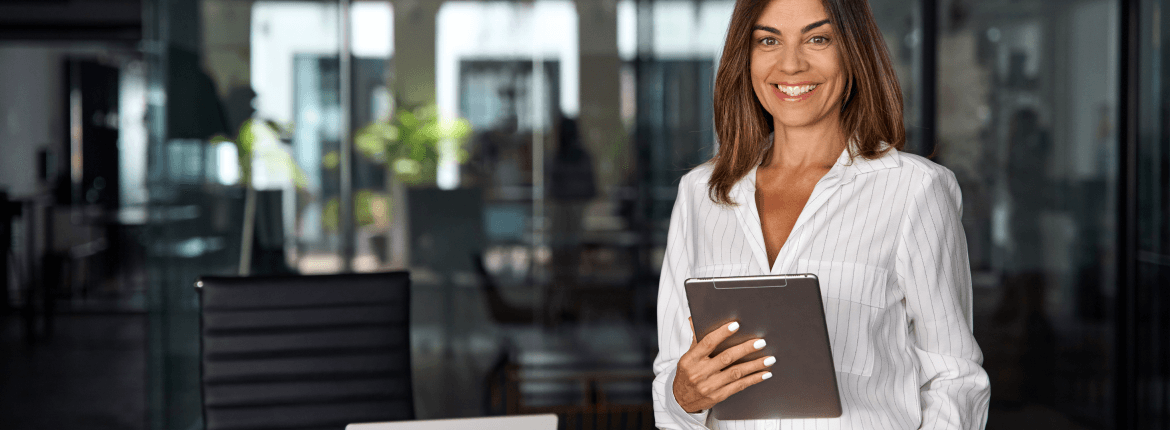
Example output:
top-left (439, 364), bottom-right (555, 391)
top-left (665, 366), bottom-right (711, 428)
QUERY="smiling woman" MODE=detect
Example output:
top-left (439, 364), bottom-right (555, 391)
top-left (651, 0), bottom-right (991, 429)
top-left (708, 0), bottom-right (905, 207)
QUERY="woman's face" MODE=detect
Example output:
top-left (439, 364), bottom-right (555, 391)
top-left (750, 0), bottom-right (845, 130)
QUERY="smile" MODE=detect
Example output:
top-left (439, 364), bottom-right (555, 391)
top-left (773, 83), bottom-right (818, 97)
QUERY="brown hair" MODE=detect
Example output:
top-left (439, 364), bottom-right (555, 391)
top-left (708, 0), bottom-right (905, 205)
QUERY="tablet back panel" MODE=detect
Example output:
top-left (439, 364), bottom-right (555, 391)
top-left (684, 275), bottom-right (842, 420)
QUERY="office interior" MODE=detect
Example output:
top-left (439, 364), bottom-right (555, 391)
top-left (0, 0), bottom-right (1167, 429)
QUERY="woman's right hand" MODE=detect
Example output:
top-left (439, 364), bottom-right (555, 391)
top-left (672, 320), bottom-right (775, 413)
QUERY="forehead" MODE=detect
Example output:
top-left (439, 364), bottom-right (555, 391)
top-left (755, 0), bottom-right (829, 27)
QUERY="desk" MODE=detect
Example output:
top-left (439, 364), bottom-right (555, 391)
top-left (9, 195), bottom-right (53, 342)
top-left (7, 197), bottom-right (144, 341)
top-left (487, 324), bottom-right (656, 430)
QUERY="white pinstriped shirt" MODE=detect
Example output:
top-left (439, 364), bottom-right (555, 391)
top-left (652, 145), bottom-right (991, 430)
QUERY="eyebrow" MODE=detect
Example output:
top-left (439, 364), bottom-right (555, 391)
top-left (752, 19), bottom-right (832, 35)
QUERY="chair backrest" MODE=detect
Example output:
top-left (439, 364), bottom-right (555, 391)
top-left (196, 271), bottom-right (413, 430)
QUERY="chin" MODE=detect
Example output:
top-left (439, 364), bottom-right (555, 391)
top-left (771, 112), bottom-right (828, 129)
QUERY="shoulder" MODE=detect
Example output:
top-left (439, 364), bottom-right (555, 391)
top-left (892, 151), bottom-right (963, 211)
top-left (681, 162), bottom-right (716, 186)
top-left (893, 151), bottom-right (959, 191)
top-left (675, 162), bottom-right (716, 201)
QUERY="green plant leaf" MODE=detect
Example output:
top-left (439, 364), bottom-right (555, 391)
top-left (236, 118), bottom-right (256, 156)
top-left (350, 100), bottom-right (474, 186)
top-left (323, 150), bottom-right (340, 170)
top-left (322, 197), bottom-right (339, 232)
top-left (210, 134), bottom-right (233, 145)
top-left (355, 123), bottom-right (387, 162)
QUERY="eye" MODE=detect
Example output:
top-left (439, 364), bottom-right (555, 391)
top-left (808, 35), bottom-right (831, 45)
top-left (758, 36), bottom-right (779, 46)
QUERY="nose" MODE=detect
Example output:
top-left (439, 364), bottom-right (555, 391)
top-left (777, 43), bottom-right (806, 75)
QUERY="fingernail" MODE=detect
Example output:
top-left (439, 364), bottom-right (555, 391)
top-left (753, 339), bottom-right (766, 349)
top-left (762, 372), bottom-right (773, 380)
top-left (728, 322), bottom-right (740, 332)
top-left (764, 356), bottom-right (776, 366)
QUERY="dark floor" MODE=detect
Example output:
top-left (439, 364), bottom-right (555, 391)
top-left (0, 311), bottom-right (147, 430)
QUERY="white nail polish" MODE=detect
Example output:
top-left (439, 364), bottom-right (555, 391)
top-left (762, 372), bottom-right (773, 380)
top-left (753, 339), bottom-right (767, 349)
top-left (764, 356), bottom-right (776, 366)
top-left (728, 322), bottom-right (740, 332)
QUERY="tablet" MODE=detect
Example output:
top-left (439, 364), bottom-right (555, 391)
top-left (684, 274), bottom-right (842, 420)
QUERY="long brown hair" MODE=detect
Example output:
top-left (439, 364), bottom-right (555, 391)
top-left (708, 0), bottom-right (905, 205)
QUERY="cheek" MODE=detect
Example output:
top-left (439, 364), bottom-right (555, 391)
top-left (749, 54), bottom-right (773, 96)
top-left (810, 55), bottom-right (845, 93)
top-left (823, 54), bottom-right (845, 84)
top-left (750, 51), bottom-right (773, 78)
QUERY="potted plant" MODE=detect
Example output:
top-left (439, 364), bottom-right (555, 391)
top-left (212, 119), bottom-right (306, 275)
top-left (343, 102), bottom-right (473, 265)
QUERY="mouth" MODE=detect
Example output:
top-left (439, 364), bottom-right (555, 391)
top-left (772, 83), bottom-right (819, 100)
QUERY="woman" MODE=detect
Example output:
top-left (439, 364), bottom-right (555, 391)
top-left (651, 0), bottom-right (991, 428)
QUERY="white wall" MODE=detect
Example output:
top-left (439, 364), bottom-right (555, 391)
top-left (436, 1), bottom-right (580, 119)
top-left (1066, 0), bottom-right (1118, 180)
top-left (0, 46), bottom-right (63, 197)
top-left (616, 0), bottom-right (735, 60)
top-left (0, 44), bottom-right (147, 205)
top-left (251, 1), bottom-right (394, 125)
top-left (432, 0), bottom-right (735, 123)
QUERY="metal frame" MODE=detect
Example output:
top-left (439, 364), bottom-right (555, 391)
top-left (920, 0), bottom-right (938, 158)
top-left (1116, 0), bottom-right (1140, 428)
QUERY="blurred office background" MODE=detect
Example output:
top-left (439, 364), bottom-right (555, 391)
top-left (0, 0), bottom-right (1168, 429)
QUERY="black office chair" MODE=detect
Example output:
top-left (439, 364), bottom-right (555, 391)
top-left (196, 272), bottom-right (413, 430)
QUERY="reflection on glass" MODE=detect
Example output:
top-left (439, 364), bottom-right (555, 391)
top-left (936, 0), bottom-right (1118, 426)
top-left (250, 1), bottom-right (394, 273)
top-left (1134, 0), bottom-right (1170, 427)
top-left (146, 1), bottom-right (394, 428)
top-left (869, 0), bottom-right (922, 151)
top-left (437, 1), bottom-right (577, 283)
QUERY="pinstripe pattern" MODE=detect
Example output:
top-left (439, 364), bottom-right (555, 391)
top-left (652, 145), bottom-right (991, 430)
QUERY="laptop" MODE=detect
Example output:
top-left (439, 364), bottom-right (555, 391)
top-left (346, 414), bottom-right (558, 430)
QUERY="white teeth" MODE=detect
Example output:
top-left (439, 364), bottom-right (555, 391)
top-left (775, 84), bottom-right (818, 97)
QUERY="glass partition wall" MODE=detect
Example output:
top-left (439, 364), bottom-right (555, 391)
top-left (935, 1), bottom-right (1120, 427)
top-left (144, 1), bottom-right (395, 428)
top-left (1128, 0), bottom-right (1170, 427)
top-left (143, 0), bottom-right (1128, 429)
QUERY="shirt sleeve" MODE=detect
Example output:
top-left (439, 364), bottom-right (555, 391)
top-left (895, 167), bottom-right (992, 430)
top-left (652, 180), bottom-right (711, 429)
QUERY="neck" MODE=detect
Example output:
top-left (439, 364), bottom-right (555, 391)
top-left (766, 119), bottom-right (847, 170)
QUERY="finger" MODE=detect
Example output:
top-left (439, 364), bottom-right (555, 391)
top-left (708, 338), bottom-right (767, 371)
top-left (704, 355), bottom-right (776, 390)
top-left (694, 321), bottom-right (741, 356)
top-left (709, 369), bottom-right (773, 403)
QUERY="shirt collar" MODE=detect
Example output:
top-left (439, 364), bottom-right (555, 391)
top-left (739, 136), bottom-right (902, 191)
top-left (839, 140), bottom-right (901, 184)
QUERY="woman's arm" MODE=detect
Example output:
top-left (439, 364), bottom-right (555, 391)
top-left (652, 181), bottom-right (710, 429)
top-left (896, 167), bottom-right (992, 430)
